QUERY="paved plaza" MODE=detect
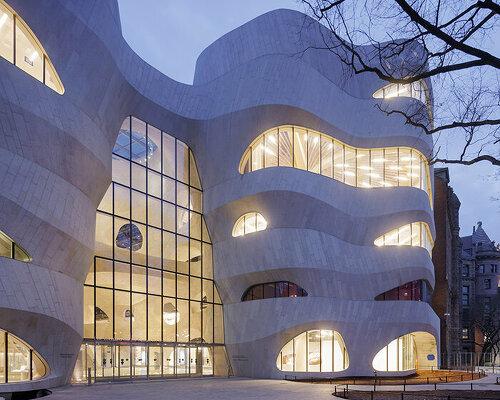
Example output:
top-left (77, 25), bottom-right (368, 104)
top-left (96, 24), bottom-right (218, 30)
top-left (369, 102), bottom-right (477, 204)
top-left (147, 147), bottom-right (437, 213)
top-left (49, 378), bottom-right (334, 400)
top-left (47, 375), bottom-right (500, 400)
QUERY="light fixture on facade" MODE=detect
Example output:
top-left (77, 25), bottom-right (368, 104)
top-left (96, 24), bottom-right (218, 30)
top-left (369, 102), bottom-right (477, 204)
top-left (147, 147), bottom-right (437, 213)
top-left (124, 309), bottom-right (135, 322)
top-left (163, 302), bottom-right (180, 326)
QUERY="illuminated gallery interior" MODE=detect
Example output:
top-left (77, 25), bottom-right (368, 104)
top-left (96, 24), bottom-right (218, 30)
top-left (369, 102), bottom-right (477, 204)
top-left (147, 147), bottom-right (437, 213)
top-left (72, 117), bottom-right (226, 381)
top-left (0, 0), bottom-right (440, 390)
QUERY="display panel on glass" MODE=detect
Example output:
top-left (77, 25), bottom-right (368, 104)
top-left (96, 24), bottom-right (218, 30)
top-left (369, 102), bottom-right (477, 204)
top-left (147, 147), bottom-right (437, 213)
top-left (239, 125), bottom-right (432, 206)
top-left (374, 222), bottom-right (434, 256)
top-left (0, 329), bottom-right (48, 383)
top-left (0, 0), bottom-right (64, 93)
top-left (276, 330), bottom-right (349, 372)
top-left (82, 116), bottom-right (227, 381)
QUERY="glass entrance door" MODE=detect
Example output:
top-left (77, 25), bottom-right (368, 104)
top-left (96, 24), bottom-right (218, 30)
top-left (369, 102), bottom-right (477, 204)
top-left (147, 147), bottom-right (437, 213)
top-left (116, 344), bottom-right (131, 379)
top-left (202, 346), bottom-right (213, 375)
top-left (176, 346), bottom-right (188, 375)
top-left (149, 346), bottom-right (161, 377)
top-left (132, 345), bottom-right (147, 378)
top-left (163, 346), bottom-right (175, 376)
top-left (96, 344), bottom-right (114, 378)
top-left (189, 347), bottom-right (202, 376)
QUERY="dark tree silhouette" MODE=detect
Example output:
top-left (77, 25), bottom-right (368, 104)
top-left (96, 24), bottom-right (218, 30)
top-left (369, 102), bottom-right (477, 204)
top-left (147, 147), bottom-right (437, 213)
top-left (301, 0), bottom-right (500, 166)
top-left (474, 304), bottom-right (500, 365)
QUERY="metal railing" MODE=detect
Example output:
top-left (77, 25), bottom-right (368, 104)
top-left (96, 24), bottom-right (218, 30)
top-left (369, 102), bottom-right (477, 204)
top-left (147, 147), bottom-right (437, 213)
top-left (331, 383), bottom-right (500, 400)
top-left (284, 370), bottom-right (486, 386)
top-left (441, 351), bottom-right (500, 372)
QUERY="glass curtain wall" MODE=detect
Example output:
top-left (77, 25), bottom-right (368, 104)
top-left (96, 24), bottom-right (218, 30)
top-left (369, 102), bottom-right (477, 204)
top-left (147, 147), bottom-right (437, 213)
top-left (0, 0), bottom-right (64, 94)
top-left (276, 330), bottom-right (348, 373)
top-left (0, 329), bottom-right (48, 383)
top-left (74, 116), bottom-right (227, 382)
top-left (374, 222), bottom-right (434, 256)
top-left (372, 333), bottom-right (416, 372)
top-left (239, 126), bottom-right (432, 206)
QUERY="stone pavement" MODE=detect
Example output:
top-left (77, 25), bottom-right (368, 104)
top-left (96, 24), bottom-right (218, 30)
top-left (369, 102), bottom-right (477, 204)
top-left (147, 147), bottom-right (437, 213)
top-left (49, 377), bottom-right (336, 400)
top-left (47, 374), bottom-right (500, 400)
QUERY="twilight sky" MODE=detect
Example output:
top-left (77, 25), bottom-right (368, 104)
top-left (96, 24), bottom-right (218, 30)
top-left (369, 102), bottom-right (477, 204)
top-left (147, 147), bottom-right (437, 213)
top-left (117, 0), bottom-right (499, 242)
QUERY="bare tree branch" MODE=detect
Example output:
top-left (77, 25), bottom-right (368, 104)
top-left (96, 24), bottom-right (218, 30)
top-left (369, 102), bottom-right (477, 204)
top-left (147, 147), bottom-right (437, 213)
top-left (300, 0), bottom-right (500, 168)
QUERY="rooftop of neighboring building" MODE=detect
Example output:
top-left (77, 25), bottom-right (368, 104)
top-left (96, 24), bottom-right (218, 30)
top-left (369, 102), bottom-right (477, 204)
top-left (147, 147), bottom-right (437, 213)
top-left (461, 221), bottom-right (500, 258)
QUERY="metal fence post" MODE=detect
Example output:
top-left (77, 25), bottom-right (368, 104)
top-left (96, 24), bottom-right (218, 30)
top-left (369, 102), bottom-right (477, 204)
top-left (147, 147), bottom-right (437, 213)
top-left (87, 367), bottom-right (92, 386)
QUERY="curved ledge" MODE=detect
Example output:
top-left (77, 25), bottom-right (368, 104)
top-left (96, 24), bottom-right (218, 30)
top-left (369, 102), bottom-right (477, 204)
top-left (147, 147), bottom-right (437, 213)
top-left (224, 298), bottom-right (439, 377)
top-left (213, 228), bottom-right (435, 304)
top-left (225, 297), bottom-right (439, 346)
top-left (205, 170), bottom-right (435, 245)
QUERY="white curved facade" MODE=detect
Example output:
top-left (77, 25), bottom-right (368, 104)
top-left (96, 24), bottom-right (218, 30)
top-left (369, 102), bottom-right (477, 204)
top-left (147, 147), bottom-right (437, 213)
top-left (0, 0), bottom-right (439, 389)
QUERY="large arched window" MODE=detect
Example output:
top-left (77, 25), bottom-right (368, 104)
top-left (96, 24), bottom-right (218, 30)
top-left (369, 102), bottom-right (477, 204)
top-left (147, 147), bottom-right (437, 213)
top-left (372, 331), bottom-right (437, 372)
top-left (276, 330), bottom-right (349, 372)
top-left (374, 222), bottom-right (433, 256)
top-left (239, 126), bottom-right (432, 206)
top-left (0, 0), bottom-right (64, 94)
top-left (242, 281), bottom-right (307, 301)
top-left (0, 328), bottom-right (49, 383)
top-left (373, 333), bottom-right (416, 372)
top-left (232, 212), bottom-right (267, 237)
top-left (0, 229), bottom-right (31, 262)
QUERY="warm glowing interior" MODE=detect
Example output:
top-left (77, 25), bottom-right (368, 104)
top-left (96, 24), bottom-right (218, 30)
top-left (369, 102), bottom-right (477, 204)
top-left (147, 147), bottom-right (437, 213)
top-left (239, 126), bottom-right (432, 207)
top-left (0, 0), bottom-right (64, 94)
top-left (372, 331), bottom-right (437, 372)
top-left (374, 222), bottom-right (434, 256)
top-left (276, 330), bottom-right (349, 372)
top-left (78, 116), bottom-right (228, 381)
top-left (232, 212), bottom-right (267, 237)
top-left (0, 328), bottom-right (48, 383)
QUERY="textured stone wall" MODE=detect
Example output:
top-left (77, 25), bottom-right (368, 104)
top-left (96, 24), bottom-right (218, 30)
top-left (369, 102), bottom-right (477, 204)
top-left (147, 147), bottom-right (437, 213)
top-left (0, 0), bottom-right (439, 388)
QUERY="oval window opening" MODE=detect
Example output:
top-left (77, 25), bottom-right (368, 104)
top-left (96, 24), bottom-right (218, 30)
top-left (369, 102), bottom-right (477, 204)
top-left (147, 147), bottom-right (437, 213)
top-left (276, 330), bottom-right (349, 372)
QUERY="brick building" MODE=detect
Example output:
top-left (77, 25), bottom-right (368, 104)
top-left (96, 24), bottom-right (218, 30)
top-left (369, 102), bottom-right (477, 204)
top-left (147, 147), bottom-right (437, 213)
top-left (432, 168), bottom-right (462, 364)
